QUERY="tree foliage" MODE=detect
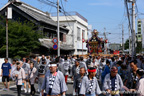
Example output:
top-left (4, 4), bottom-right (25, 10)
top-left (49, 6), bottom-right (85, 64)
top-left (124, 39), bottom-right (129, 50)
top-left (124, 39), bottom-right (142, 53)
top-left (0, 16), bottom-right (42, 59)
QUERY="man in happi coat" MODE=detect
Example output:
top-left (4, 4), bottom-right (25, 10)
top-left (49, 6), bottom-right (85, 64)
top-left (103, 66), bottom-right (123, 96)
top-left (73, 67), bottom-right (86, 96)
top-left (72, 59), bottom-right (85, 80)
top-left (41, 62), bottom-right (68, 96)
top-left (79, 67), bottom-right (102, 96)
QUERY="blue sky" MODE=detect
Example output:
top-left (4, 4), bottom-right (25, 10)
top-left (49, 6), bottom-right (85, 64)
top-left (0, 0), bottom-right (144, 44)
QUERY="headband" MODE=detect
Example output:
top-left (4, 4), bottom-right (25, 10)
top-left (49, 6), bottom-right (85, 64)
top-left (88, 69), bottom-right (96, 72)
top-left (49, 64), bottom-right (57, 67)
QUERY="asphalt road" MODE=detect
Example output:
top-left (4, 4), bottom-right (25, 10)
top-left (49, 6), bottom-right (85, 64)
top-left (0, 82), bottom-right (73, 96)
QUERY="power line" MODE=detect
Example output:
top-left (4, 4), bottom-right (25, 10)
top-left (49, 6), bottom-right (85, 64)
top-left (135, 1), bottom-right (140, 19)
top-left (60, 0), bottom-right (73, 31)
top-left (38, 0), bottom-right (57, 8)
top-left (124, 0), bottom-right (132, 34)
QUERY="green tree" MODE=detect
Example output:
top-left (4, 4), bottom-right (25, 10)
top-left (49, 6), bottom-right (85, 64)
top-left (136, 41), bottom-right (142, 53)
top-left (124, 39), bottom-right (142, 53)
top-left (124, 39), bottom-right (129, 50)
top-left (0, 17), bottom-right (42, 59)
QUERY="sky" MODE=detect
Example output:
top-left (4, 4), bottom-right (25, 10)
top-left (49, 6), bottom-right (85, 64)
top-left (0, 0), bottom-right (144, 44)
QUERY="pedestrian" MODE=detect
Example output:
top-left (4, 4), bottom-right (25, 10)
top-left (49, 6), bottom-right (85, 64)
top-left (40, 55), bottom-right (47, 64)
top-left (37, 61), bottom-right (49, 93)
top-left (89, 58), bottom-right (99, 68)
top-left (22, 57), bottom-right (26, 64)
top-left (22, 58), bottom-right (31, 93)
top-left (63, 56), bottom-right (70, 83)
top-left (73, 67), bottom-right (86, 96)
top-left (28, 61), bottom-right (37, 96)
top-left (103, 66), bottom-right (123, 96)
top-left (11, 59), bottom-right (17, 80)
top-left (79, 67), bottom-right (102, 96)
top-left (86, 55), bottom-right (92, 68)
top-left (72, 59), bottom-right (81, 81)
top-left (141, 59), bottom-right (144, 70)
top-left (31, 55), bottom-right (38, 69)
top-left (58, 56), bottom-right (65, 74)
top-left (41, 62), bottom-right (68, 96)
top-left (121, 64), bottom-right (129, 86)
top-left (116, 61), bottom-right (122, 75)
top-left (12, 62), bottom-right (25, 96)
top-left (79, 56), bottom-right (88, 75)
top-left (101, 60), bottom-right (110, 84)
top-left (127, 60), bottom-right (139, 89)
top-left (0, 58), bottom-right (11, 91)
top-left (80, 56), bottom-right (87, 68)
top-left (46, 56), bottom-right (51, 65)
top-left (129, 69), bottom-right (144, 96)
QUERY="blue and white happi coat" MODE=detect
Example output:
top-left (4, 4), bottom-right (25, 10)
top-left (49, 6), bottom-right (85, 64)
top-left (103, 73), bottom-right (124, 96)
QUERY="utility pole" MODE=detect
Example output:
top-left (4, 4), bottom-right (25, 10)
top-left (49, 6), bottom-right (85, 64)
top-left (6, 7), bottom-right (8, 58)
top-left (132, 0), bottom-right (136, 58)
top-left (129, 25), bottom-right (132, 55)
top-left (122, 24), bottom-right (124, 53)
top-left (82, 32), bottom-right (83, 55)
top-left (103, 28), bottom-right (107, 54)
top-left (57, 0), bottom-right (60, 56)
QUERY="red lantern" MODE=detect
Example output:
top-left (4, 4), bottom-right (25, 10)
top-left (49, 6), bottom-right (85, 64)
top-left (105, 39), bottom-right (108, 43)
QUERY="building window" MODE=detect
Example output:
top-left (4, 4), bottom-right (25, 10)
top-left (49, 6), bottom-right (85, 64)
top-left (82, 30), bottom-right (85, 40)
top-left (77, 27), bottom-right (81, 41)
top-left (53, 33), bottom-right (57, 38)
top-left (138, 25), bottom-right (141, 27)
top-left (138, 21), bottom-right (141, 24)
top-left (138, 32), bottom-right (141, 34)
top-left (60, 33), bottom-right (63, 41)
top-left (138, 28), bottom-right (141, 31)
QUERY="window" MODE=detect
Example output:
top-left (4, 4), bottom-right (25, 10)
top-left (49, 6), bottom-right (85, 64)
top-left (53, 33), bottom-right (57, 38)
top-left (138, 35), bottom-right (141, 37)
top-left (138, 21), bottom-right (141, 24)
top-left (77, 27), bottom-right (81, 41)
top-left (138, 32), bottom-right (141, 34)
top-left (82, 30), bottom-right (85, 39)
top-left (60, 33), bottom-right (63, 41)
top-left (138, 25), bottom-right (141, 28)
top-left (138, 28), bottom-right (141, 31)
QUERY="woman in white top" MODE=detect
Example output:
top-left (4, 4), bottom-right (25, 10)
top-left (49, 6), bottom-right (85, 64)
top-left (12, 62), bottom-right (25, 96)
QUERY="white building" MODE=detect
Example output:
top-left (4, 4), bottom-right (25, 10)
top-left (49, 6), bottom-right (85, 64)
top-left (137, 19), bottom-right (144, 49)
top-left (51, 12), bottom-right (88, 55)
top-left (88, 25), bottom-right (93, 39)
top-left (141, 19), bottom-right (144, 49)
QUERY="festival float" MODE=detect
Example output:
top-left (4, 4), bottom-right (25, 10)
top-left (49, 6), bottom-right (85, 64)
top-left (86, 29), bottom-right (110, 56)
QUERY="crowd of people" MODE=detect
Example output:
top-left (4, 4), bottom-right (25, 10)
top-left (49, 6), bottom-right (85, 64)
top-left (1, 54), bottom-right (144, 96)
